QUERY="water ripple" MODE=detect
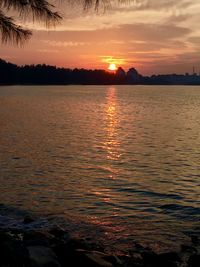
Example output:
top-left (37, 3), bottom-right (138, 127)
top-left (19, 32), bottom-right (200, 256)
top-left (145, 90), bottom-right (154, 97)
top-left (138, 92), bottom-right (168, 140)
top-left (0, 85), bottom-right (200, 251)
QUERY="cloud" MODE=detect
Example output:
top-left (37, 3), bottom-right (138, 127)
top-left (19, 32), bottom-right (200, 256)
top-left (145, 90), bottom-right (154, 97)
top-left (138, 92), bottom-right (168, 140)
top-left (42, 40), bottom-right (90, 47)
top-left (23, 0), bottom-right (194, 31)
top-left (34, 22), bottom-right (191, 43)
top-left (2, 0), bottom-right (200, 75)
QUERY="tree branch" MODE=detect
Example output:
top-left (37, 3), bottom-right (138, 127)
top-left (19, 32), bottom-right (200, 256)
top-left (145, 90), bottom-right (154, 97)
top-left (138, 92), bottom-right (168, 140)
top-left (0, 10), bottom-right (31, 44)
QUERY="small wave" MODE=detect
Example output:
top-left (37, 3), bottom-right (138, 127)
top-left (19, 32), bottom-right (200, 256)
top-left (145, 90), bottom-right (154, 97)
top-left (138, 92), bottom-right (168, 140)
top-left (159, 204), bottom-right (200, 219)
top-left (116, 188), bottom-right (183, 200)
top-left (0, 214), bottom-right (50, 230)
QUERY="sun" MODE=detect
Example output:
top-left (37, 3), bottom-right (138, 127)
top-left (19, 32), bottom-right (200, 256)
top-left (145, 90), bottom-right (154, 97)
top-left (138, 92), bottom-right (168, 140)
top-left (108, 63), bottom-right (117, 71)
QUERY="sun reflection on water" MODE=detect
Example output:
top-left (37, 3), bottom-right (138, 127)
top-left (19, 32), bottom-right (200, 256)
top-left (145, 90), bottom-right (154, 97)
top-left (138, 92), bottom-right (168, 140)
top-left (104, 87), bottom-right (121, 161)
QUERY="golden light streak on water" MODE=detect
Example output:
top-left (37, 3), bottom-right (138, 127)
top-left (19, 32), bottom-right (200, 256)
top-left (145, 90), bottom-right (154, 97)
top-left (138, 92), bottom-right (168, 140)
top-left (104, 87), bottom-right (121, 161)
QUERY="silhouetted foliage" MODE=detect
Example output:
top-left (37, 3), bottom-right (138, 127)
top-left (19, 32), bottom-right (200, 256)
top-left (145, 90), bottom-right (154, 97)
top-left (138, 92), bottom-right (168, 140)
top-left (0, 0), bottom-right (62, 44)
top-left (0, 59), bottom-right (117, 84)
top-left (0, 0), bottom-right (124, 44)
top-left (1, 59), bottom-right (200, 85)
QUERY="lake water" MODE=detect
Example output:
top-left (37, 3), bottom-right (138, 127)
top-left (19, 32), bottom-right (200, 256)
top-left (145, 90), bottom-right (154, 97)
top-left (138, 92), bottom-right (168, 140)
top-left (0, 85), bottom-right (200, 252)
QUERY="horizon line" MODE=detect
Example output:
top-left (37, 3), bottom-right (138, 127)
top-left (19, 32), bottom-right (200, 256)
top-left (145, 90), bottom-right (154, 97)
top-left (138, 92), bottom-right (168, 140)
top-left (1, 58), bottom-right (200, 77)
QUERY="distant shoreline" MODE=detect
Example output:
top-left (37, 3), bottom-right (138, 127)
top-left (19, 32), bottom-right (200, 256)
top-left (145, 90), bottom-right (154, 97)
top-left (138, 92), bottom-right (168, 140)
top-left (1, 83), bottom-right (200, 86)
top-left (2, 58), bottom-right (200, 86)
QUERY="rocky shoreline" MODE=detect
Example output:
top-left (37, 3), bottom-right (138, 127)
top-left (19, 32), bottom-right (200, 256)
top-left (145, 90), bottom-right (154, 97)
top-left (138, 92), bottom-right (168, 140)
top-left (0, 216), bottom-right (199, 267)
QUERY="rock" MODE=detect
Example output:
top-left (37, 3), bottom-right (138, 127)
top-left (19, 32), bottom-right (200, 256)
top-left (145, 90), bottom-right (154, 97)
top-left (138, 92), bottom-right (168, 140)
top-left (49, 227), bottom-right (72, 246)
top-left (158, 252), bottom-right (181, 262)
top-left (104, 255), bottom-right (123, 266)
top-left (74, 249), bottom-right (115, 267)
top-left (49, 226), bottom-right (66, 238)
top-left (23, 215), bottom-right (35, 224)
top-left (181, 244), bottom-right (197, 254)
top-left (59, 236), bottom-right (100, 250)
top-left (53, 236), bottom-right (106, 266)
top-left (0, 231), bottom-right (30, 267)
top-left (67, 237), bottom-right (104, 252)
top-left (52, 240), bottom-right (86, 267)
top-left (0, 231), bottom-right (11, 242)
top-left (53, 244), bottom-right (116, 267)
top-left (188, 254), bottom-right (200, 267)
top-left (128, 252), bottom-right (143, 266)
top-left (52, 243), bottom-right (69, 266)
top-left (68, 237), bottom-right (93, 250)
top-left (2, 227), bottom-right (199, 267)
top-left (180, 244), bottom-right (198, 267)
top-left (191, 236), bottom-right (199, 246)
top-left (28, 246), bottom-right (61, 267)
top-left (142, 251), bottom-right (181, 267)
top-left (23, 230), bottom-right (52, 247)
top-left (142, 250), bottom-right (158, 264)
top-left (118, 255), bottom-right (140, 267)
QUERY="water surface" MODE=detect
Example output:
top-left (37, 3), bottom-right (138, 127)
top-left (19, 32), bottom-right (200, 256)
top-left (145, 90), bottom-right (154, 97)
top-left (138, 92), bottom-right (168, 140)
top-left (0, 85), bottom-right (200, 251)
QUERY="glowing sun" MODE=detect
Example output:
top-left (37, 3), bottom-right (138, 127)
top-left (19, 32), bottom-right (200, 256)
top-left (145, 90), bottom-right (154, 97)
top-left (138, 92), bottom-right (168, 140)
top-left (108, 63), bottom-right (117, 71)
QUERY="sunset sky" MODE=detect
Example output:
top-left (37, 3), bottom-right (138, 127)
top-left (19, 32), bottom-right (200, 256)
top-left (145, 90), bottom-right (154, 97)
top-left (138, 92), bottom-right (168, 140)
top-left (1, 0), bottom-right (200, 75)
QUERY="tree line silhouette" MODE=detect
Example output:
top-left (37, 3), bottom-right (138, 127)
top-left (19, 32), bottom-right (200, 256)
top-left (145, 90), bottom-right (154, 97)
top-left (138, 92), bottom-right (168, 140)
top-left (0, 59), bottom-right (140, 85)
top-left (1, 59), bottom-right (200, 85)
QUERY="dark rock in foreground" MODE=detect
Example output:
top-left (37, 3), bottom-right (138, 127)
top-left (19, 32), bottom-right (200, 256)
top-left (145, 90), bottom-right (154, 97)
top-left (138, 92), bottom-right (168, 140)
top-left (28, 246), bottom-right (61, 267)
top-left (0, 225), bottom-right (199, 267)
